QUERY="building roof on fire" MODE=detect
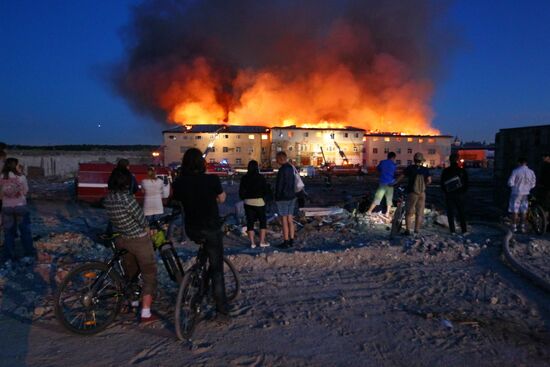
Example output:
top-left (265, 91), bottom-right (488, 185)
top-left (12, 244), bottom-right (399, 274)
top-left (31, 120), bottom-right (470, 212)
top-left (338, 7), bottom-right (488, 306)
top-left (163, 124), bottom-right (270, 134)
top-left (273, 125), bottom-right (365, 131)
top-left (364, 132), bottom-right (453, 138)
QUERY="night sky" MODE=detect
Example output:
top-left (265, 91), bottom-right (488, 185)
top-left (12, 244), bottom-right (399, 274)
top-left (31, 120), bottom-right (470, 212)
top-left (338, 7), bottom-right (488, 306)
top-left (1, 0), bottom-right (549, 145)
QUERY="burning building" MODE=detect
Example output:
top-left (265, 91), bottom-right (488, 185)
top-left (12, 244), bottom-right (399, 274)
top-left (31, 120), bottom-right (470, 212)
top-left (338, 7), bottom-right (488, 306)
top-left (363, 133), bottom-right (453, 169)
top-left (163, 125), bottom-right (271, 167)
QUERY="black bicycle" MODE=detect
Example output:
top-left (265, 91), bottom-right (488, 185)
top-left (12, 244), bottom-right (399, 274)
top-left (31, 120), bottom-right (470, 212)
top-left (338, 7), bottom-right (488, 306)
top-left (527, 196), bottom-right (548, 235)
top-left (390, 186), bottom-right (407, 238)
top-left (175, 240), bottom-right (240, 340)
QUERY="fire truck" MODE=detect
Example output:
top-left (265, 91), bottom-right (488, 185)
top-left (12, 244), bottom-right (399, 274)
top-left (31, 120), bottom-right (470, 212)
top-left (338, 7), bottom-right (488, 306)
top-left (76, 163), bottom-right (172, 204)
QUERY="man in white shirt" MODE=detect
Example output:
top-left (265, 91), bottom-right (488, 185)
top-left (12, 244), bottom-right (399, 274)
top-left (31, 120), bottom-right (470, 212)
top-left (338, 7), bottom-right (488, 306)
top-left (507, 157), bottom-right (536, 233)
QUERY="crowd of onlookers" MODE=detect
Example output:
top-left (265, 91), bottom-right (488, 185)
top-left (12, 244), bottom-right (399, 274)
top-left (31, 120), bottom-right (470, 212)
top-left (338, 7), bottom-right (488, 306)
top-left (0, 140), bottom-right (549, 324)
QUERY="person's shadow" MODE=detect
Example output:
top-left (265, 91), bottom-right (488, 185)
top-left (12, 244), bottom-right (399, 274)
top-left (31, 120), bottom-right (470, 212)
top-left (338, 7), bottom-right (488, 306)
top-left (0, 260), bottom-right (47, 367)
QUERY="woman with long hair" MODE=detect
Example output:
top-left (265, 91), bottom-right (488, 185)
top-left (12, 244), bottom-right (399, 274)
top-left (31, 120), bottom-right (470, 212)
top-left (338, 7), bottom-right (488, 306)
top-left (0, 158), bottom-right (34, 267)
top-left (239, 160), bottom-right (271, 248)
top-left (141, 165), bottom-right (166, 223)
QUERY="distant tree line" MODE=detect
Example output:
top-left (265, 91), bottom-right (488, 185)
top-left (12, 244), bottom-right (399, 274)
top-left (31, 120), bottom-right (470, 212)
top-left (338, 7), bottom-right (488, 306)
top-left (7, 144), bottom-right (158, 151)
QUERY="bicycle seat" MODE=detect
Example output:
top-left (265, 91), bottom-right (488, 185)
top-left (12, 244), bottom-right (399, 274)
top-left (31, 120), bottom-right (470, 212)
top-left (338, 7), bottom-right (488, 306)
top-left (98, 232), bottom-right (121, 241)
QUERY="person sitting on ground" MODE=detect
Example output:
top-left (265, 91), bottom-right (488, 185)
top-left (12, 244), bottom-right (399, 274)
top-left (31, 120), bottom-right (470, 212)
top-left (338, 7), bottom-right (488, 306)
top-left (367, 152), bottom-right (397, 216)
top-left (0, 158), bottom-right (35, 267)
top-left (441, 153), bottom-right (469, 234)
top-left (172, 148), bottom-right (230, 321)
top-left (141, 165), bottom-right (166, 223)
top-left (507, 157), bottom-right (536, 233)
top-left (239, 160), bottom-right (271, 249)
top-left (394, 153), bottom-right (432, 235)
top-left (103, 168), bottom-right (157, 323)
top-left (274, 151), bottom-right (297, 248)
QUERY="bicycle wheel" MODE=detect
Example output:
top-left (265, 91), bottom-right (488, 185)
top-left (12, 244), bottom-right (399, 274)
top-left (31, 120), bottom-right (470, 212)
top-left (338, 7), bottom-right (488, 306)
top-left (54, 262), bottom-right (123, 335)
top-left (175, 269), bottom-right (202, 340)
top-left (390, 203), bottom-right (404, 238)
top-left (160, 243), bottom-right (184, 283)
top-left (529, 204), bottom-right (547, 235)
top-left (223, 257), bottom-right (240, 302)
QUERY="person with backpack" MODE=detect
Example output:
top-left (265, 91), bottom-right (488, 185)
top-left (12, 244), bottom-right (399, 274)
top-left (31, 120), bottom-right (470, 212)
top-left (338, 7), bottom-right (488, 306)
top-left (394, 153), bottom-right (432, 235)
top-left (0, 158), bottom-right (35, 267)
top-left (441, 153), bottom-right (469, 234)
top-left (274, 151), bottom-right (297, 248)
top-left (367, 152), bottom-right (398, 216)
top-left (239, 160), bottom-right (271, 248)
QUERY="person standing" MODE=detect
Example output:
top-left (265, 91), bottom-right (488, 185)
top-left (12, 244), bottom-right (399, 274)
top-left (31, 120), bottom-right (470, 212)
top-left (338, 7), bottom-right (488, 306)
top-left (395, 153), bottom-right (432, 235)
top-left (239, 160), bottom-right (271, 249)
top-left (508, 157), bottom-right (536, 233)
top-left (441, 153), bottom-right (469, 234)
top-left (0, 158), bottom-right (35, 267)
top-left (103, 168), bottom-right (157, 323)
top-left (367, 152), bottom-right (397, 216)
top-left (274, 151), bottom-right (296, 248)
top-left (172, 148), bottom-right (229, 320)
top-left (141, 166), bottom-right (166, 223)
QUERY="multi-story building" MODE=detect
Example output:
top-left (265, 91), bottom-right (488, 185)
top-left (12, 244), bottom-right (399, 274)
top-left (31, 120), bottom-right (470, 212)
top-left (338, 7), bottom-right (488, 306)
top-left (270, 126), bottom-right (365, 166)
top-left (162, 124), bottom-right (271, 167)
top-left (363, 133), bottom-right (453, 169)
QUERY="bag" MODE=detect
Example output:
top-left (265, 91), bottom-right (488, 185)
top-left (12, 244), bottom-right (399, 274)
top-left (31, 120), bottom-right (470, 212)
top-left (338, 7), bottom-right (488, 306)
top-left (294, 167), bottom-right (305, 193)
top-left (443, 176), bottom-right (462, 193)
top-left (412, 171), bottom-right (426, 194)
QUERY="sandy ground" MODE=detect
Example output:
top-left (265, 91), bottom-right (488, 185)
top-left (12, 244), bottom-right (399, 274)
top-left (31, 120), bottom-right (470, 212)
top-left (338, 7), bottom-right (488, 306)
top-left (1, 173), bottom-right (549, 367)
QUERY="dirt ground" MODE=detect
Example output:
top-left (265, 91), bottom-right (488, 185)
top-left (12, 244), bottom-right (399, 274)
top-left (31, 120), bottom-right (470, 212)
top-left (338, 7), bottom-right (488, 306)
top-left (1, 171), bottom-right (549, 367)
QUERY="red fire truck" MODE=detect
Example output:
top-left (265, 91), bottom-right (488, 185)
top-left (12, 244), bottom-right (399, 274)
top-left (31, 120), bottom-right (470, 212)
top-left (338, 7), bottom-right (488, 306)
top-left (76, 163), bottom-right (172, 204)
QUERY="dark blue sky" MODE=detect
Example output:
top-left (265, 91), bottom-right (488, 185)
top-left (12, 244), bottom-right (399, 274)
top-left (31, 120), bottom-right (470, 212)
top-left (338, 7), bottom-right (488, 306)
top-left (1, 0), bottom-right (549, 145)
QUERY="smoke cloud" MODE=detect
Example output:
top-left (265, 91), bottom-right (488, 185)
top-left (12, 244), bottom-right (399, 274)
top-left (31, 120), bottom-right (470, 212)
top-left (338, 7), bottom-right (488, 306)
top-left (111, 0), bottom-right (453, 134)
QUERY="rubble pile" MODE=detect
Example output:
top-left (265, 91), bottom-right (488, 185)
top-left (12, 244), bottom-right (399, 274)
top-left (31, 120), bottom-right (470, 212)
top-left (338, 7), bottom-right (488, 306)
top-left (509, 238), bottom-right (550, 284)
top-left (28, 177), bottom-right (75, 200)
top-left (401, 234), bottom-right (486, 260)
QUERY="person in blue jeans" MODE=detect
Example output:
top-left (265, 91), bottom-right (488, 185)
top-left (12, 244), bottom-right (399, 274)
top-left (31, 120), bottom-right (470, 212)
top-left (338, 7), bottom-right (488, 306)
top-left (367, 152), bottom-right (397, 216)
top-left (274, 151), bottom-right (296, 249)
top-left (0, 158), bottom-right (34, 267)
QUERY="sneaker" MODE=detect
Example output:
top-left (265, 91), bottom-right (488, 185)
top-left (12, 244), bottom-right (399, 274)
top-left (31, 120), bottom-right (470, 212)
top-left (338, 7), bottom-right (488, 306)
top-left (288, 239), bottom-right (294, 247)
top-left (251, 243), bottom-right (257, 249)
top-left (259, 242), bottom-right (270, 248)
top-left (278, 241), bottom-right (291, 249)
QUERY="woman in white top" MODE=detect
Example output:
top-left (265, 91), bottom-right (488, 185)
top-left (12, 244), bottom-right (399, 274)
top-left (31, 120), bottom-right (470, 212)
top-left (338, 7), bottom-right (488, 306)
top-left (141, 166), bottom-right (166, 222)
top-left (0, 158), bottom-right (35, 265)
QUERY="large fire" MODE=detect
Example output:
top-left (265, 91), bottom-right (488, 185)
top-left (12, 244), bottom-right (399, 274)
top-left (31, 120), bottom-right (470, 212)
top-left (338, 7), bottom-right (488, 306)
top-left (114, 1), bottom-right (449, 136)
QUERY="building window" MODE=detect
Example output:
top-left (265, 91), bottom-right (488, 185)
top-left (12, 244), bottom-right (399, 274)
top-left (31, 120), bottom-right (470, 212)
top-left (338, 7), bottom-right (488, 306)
top-left (183, 136), bottom-right (188, 140)
top-left (236, 135), bottom-right (241, 139)
top-left (353, 146), bottom-right (358, 152)
top-left (396, 160), bottom-right (402, 165)
top-left (372, 159), bottom-right (378, 165)
top-left (209, 158), bottom-right (215, 163)
top-left (373, 148), bottom-right (378, 154)
top-left (276, 146), bottom-right (282, 152)
top-left (407, 160), bottom-right (413, 165)
top-left (261, 134), bottom-right (268, 140)
top-left (330, 133), bottom-right (335, 139)
top-left (195, 136), bottom-right (202, 140)
top-left (211, 147), bottom-right (215, 152)
top-left (384, 137), bottom-right (390, 142)
top-left (261, 147), bottom-right (266, 153)
top-left (344, 133), bottom-right (349, 138)
top-left (248, 148), bottom-right (254, 153)
top-left (396, 137), bottom-right (402, 142)
top-left (223, 147), bottom-right (229, 153)
top-left (430, 160), bottom-right (435, 166)
top-left (407, 148), bottom-right (412, 154)
top-left (407, 138), bottom-right (413, 142)
top-left (384, 147), bottom-right (389, 154)
top-left (248, 135), bottom-right (255, 140)
top-left (169, 135), bottom-right (176, 140)
top-left (428, 138), bottom-right (435, 143)
top-left (304, 132), bottom-right (309, 137)
top-left (224, 134), bottom-right (229, 139)
top-left (419, 138), bottom-right (424, 143)
top-left (355, 133), bottom-right (359, 138)
top-left (396, 148), bottom-right (401, 154)
top-left (236, 158), bottom-right (242, 165)
top-left (428, 149), bottom-right (436, 155)
top-left (361, 148), bottom-right (366, 153)
top-left (289, 146), bottom-right (293, 151)
top-left (236, 147), bottom-right (241, 152)
top-left (288, 132), bottom-right (293, 138)
top-left (373, 137), bottom-right (379, 142)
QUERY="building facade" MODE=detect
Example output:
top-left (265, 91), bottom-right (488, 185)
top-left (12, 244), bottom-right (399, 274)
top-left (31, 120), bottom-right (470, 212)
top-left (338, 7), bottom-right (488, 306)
top-left (363, 133), bottom-right (453, 168)
top-left (270, 126), bottom-right (365, 166)
top-left (163, 125), bottom-right (271, 167)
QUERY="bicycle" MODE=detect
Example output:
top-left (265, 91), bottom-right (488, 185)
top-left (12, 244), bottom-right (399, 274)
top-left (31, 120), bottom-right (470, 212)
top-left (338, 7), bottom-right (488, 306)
top-left (175, 239), bottom-right (240, 340)
top-left (527, 196), bottom-right (548, 235)
top-left (390, 186), bottom-right (407, 238)
top-left (54, 215), bottom-right (240, 335)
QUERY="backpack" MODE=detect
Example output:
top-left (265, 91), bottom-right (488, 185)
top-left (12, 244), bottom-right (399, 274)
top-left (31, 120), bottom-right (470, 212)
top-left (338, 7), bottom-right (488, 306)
top-left (412, 168), bottom-right (426, 194)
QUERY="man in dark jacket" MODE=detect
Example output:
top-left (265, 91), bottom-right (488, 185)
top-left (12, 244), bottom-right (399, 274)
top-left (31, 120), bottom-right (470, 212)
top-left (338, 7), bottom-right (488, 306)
top-left (274, 151), bottom-right (296, 248)
top-left (441, 153), bottom-right (469, 234)
top-left (172, 148), bottom-right (229, 320)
